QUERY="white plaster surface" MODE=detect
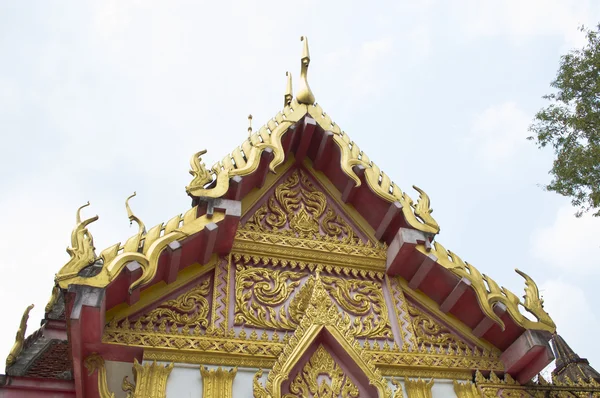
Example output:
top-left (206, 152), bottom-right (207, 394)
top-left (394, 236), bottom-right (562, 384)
top-left (165, 363), bottom-right (202, 398)
top-left (431, 378), bottom-right (456, 397)
top-left (232, 367), bottom-right (261, 398)
top-left (105, 360), bottom-right (134, 398)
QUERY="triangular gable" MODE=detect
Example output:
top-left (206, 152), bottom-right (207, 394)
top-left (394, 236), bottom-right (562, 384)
top-left (253, 273), bottom-right (396, 398)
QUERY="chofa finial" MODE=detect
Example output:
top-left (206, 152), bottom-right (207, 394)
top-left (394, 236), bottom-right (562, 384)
top-left (296, 36), bottom-right (315, 105)
top-left (284, 71), bottom-right (293, 107)
top-left (125, 192), bottom-right (145, 236)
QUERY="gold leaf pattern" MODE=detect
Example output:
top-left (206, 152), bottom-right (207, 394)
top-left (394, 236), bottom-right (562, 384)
top-left (234, 266), bottom-right (392, 338)
top-left (407, 302), bottom-right (469, 351)
top-left (243, 169), bottom-right (362, 245)
top-left (284, 345), bottom-right (359, 398)
top-left (137, 279), bottom-right (211, 328)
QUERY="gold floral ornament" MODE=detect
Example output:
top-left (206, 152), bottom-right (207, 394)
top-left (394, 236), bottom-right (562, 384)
top-left (55, 202), bottom-right (99, 283)
top-left (418, 241), bottom-right (556, 333)
top-left (407, 302), bottom-right (469, 351)
top-left (404, 378), bottom-right (434, 398)
top-left (234, 267), bottom-right (392, 338)
top-left (243, 169), bottom-right (369, 245)
top-left (6, 304), bottom-right (34, 368)
top-left (122, 360), bottom-right (174, 398)
top-left (200, 366), bottom-right (237, 398)
top-left (253, 273), bottom-right (393, 398)
top-left (285, 345), bottom-right (359, 398)
top-left (136, 279), bottom-right (211, 329)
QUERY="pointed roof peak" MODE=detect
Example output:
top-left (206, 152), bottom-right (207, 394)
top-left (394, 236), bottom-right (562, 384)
top-left (551, 333), bottom-right (600, 384)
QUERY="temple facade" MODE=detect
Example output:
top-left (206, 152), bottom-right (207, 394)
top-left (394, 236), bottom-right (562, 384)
top-left (1, 38), bottom-right (599, 398)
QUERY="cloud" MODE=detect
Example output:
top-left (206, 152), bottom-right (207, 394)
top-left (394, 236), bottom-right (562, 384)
top-left (454, 0), bottom-right (595, 48)
top-left (531, 205), bottom-right (600, 274)
top-left (468, 102), bottom-right (531, 165)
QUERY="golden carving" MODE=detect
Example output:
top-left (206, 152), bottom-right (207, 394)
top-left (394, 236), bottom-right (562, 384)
top-left (234, 267), bottom-right (392, 338)
top-left (407, 302), bottom-right (469, 351)
top-left (188, 150), bottom-right (214, 191)
top-left (253, 273), bottom-right (393, 398)
top-left (57, 201), bottom-right (226, 293)
top-left (284, 345), bottom-right (359, 398)
top-left (127, 359), bottom-right (173, 398)
top-left (473, 370), bottom-right (600, 397)
top-left (454, 380), bottom-right (482, 398)
top-left (138, 279), bottom-right (211, 329)
top-left (56, 202), bottom-right (99, 283)
top-left (45, 285), bottom-right (60, 313)
top-left (515, 269), bottom-right (555, 329)
top-left (392, 379), bottom-right (404, 398)
top-left (284, 72), bottom-right (293, 107)
top-left (125, 192), bottom-right (146, 253)
top-left (244, 170), bottom-right (364, 243)
top-left (296, 36), bottom-right (315, 105)
top-left (186, 98), bottom-right (306, 198)
top-left (185, 88), bottom-right (440, 237)
top-left (417, 241), bottom-right (556, 333)
top-left (404, 378), bottom-right (433, 398)
top-left (6, 304), bottom-right (34, 368)
top-left (84, 353), bottom-right (115, 398)
top-left (305, 103), bottom-right (440, 236)
top-left (200, 366), bottom-right (237, 398)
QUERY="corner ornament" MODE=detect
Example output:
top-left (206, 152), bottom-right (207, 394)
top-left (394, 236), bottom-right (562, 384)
top-left (6, 304), bottom-right (34, 368)
top-left (55, 202), bottom-right (99, 283)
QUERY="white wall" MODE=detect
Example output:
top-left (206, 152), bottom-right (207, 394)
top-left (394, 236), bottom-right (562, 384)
top-left (162, 363), bottom-right (259, 398)
top-left (105, 360), bottom-right (134, 398)
top-left (430, 378), bottom-right (456, 397)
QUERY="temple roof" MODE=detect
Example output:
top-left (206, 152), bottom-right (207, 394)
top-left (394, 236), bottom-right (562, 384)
top-left (551, 334), bottom-right (600, 385)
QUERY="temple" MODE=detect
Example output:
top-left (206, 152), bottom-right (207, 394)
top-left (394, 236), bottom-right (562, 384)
top-left (1, 37), bottom-right (599, 398)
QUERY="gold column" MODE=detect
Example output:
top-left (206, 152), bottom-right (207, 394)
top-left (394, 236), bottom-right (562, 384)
top-left (129, 359), bottom-right (173, 398)
top-left (453, 380), bottom-right (482, 398)
top-left (405, 378), bottom-right (434, 398)
top-left (200, 367), bottom-right (237, 398)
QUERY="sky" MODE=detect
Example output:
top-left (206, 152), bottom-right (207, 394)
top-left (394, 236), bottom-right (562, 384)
top-left (1, 0), bottom-right (600, 375)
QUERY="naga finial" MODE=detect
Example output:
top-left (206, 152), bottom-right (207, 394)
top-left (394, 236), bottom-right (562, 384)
top-left (56, 202), bottom-right (99, 283)
top-left (248, 114), bottom-right (253, 138)
top-left (296, 36), bottom-right (315, 105)
top-left (410, 185), bottom-right (440, 234)
top-left (188, 150), bottom-right (213, 190)
top-left (284, 71), bottom-right (293, 107)
top-left (125, 192), bottom-right (145, 236)
top-left (515, 268), bottom-right (556, 329)
top-left (6, 304), bottom-right (34, 368)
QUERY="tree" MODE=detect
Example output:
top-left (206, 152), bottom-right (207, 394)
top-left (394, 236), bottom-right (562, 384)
top-left (529, 25), bottom-right (600, 217)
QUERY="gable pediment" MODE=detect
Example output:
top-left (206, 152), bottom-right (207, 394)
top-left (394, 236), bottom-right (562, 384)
top-left (234, 166), bottom-right (387, 271)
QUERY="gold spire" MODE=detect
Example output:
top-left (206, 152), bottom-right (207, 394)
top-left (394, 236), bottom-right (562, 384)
top-left (247, 114), bottom-right (253, 138)
top-left (284, 71), bottom-right (293, 107)
top-left (125, 192), bottom-right (145, 236)
top-left (6, 304), bottom-right (34, 368)
top-left (296, 36), bottom-right (315, 105)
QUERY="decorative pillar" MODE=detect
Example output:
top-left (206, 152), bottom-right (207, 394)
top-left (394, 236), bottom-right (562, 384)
top-left (453, 380), bottom-right (481, 398)
top-left (405, 378), bottom-right (434, 398)
top-left (200, 367), bottom-right (237, 398)
top-left (124, 360), bottom-right (173, 398)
